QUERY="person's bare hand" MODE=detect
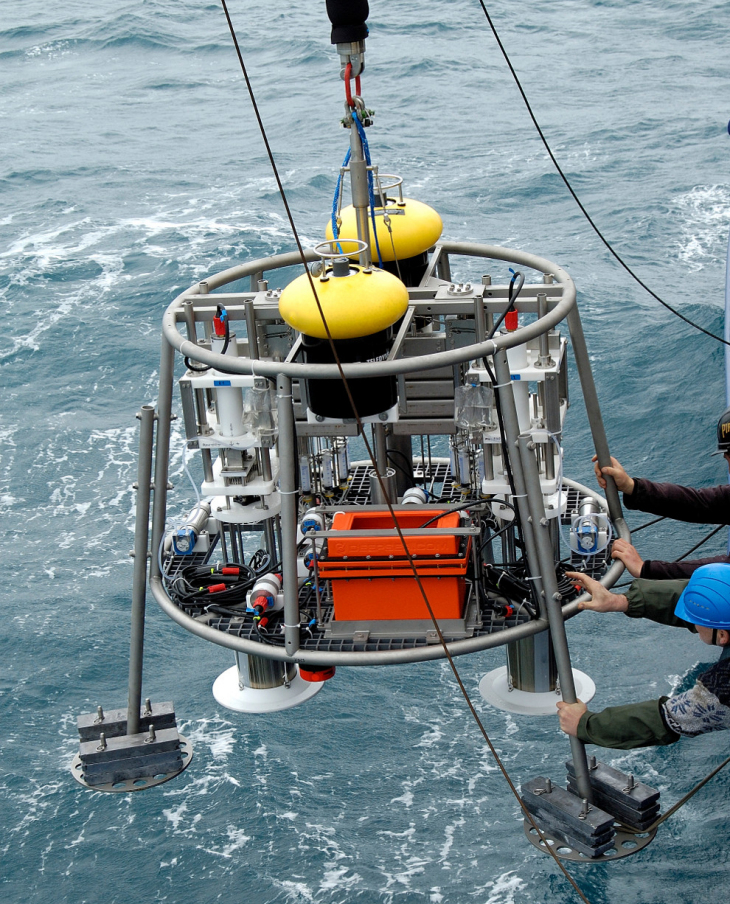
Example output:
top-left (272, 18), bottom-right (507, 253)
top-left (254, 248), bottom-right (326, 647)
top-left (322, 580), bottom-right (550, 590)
top-left (557, 700), bottom-right (587, 737)
top-left (592, 455), bottom-right (635, 494)
top-left (611, 538), bottom-right (644, 578)
top-left (565, 571), bottom-right (629, 612)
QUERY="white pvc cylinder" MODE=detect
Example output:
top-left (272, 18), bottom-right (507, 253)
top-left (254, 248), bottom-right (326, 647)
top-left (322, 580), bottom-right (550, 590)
top-left (506, 342), bottom-right (530, 432)
top-left (212, 334), bottom-right (244, 437)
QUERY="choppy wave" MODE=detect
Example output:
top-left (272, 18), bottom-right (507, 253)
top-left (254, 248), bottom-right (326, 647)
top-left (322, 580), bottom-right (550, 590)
top-left (2, 1), bottom-right (730, 903)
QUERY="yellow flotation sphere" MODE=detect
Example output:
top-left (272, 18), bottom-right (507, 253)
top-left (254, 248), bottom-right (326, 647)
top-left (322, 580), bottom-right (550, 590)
top-left (278, 265), bottom-right (408, 340)
top-left (325, 199), bottom-right (443, 263)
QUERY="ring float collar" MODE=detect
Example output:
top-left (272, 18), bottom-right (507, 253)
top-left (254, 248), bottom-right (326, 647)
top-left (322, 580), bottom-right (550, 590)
top-left (278, 264), bottom-right (408, 340)
top-left (325, 198), bottom-right (443, 262)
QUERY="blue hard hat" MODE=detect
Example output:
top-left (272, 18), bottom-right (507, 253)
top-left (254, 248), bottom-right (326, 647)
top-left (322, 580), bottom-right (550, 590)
top-left (674, 564), bottom-right (730, 628)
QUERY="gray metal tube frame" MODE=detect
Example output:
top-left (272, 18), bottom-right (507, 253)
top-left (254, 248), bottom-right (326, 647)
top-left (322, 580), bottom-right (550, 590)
top-left (162, 244), bottom-right (576, 380)
top-left (277, 375), bottom-right (300, 656)
top-left (150, 341), bottom-right (176, 581)
top-left (348, 115), bottom-right (372, 269)
top-left (149, 240), bottom-right (629, 665)
top-left (517, 434), bottom-right (592, 801)
top-left (566, 305), bottom-right (624, 527)
top-left (127, 405), bottom-right (156, 736)
top-left (149, 471), bottom-right (626, 666)
top-left (492, 349), bottom-right (546, 617)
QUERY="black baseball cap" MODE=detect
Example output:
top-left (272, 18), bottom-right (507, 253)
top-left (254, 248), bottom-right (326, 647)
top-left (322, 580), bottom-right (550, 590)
top-left (712, 406), bottom-right (730, 455)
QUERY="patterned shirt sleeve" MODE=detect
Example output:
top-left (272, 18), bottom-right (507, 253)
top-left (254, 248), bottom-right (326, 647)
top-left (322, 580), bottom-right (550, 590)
top-left (661, 659), bottom-right (730, 738)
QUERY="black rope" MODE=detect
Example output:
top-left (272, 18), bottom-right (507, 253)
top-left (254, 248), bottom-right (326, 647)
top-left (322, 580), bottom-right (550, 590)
top-left (475, 0), bottom-right (730, 348)
top-left (631, 515), bottom-right (667, 535)
top-left (673, 523), bottom-right (726, 562)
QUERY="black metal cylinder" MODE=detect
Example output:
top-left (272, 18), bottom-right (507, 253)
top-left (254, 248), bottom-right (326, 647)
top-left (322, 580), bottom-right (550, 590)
top-left (381, 251), bottom-right (429, 288)
top-left (302, 329), bottom-right (397, 418)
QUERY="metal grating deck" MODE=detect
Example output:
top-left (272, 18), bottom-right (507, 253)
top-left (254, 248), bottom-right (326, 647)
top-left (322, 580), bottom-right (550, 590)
top-left (161, 479), bottom-right (611, 650)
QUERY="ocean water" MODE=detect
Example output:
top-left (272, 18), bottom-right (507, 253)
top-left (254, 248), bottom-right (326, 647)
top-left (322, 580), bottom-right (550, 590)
top-left (2, 1), bottom-right (730, 902)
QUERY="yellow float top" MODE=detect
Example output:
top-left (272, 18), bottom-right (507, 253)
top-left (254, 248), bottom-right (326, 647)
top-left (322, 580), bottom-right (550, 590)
top-left (278, 264), bottom-right (409, 340)
top-left (325, 198), bottom-right (443, 263)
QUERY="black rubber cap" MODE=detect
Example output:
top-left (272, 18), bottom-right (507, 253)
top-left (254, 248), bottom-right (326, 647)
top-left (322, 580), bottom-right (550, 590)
top-left (326, 0), bottom-right (369, 44)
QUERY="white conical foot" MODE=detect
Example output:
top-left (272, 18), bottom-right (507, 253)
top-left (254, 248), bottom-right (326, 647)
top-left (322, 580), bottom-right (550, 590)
top-left (213, 665), bottom-right (324, 714)
top-left (478, 666), bottom-right (595, 716)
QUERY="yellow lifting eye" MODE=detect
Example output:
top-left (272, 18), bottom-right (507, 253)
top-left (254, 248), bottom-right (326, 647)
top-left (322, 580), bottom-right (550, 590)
top-left (278, 264), bottom-right (409, 340)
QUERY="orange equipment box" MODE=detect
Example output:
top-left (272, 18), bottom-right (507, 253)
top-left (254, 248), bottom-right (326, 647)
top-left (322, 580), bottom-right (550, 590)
top-left (319, 510), bottom-right (471, 621)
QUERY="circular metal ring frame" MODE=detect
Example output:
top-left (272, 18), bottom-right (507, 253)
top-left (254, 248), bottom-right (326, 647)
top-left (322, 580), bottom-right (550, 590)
top-left (313, 238), bottom-right (369, 259)
top-left (165, 242), bottom-right (577, 381)
top-left (151, 478), bottom-right (627, 666)
top-left (523, 818), bottom-right (657, 862)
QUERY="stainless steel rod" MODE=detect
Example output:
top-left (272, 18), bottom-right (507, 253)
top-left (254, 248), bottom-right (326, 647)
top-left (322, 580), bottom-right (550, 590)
top-left (127, 405), bottom-right (156, 736)
top-left (349, 118), bottom-right (372, 269)
top-left (517, 434), bottom-right (593, 801)
top-left (276, 375), bottom-right (300, 656)
top-left (493, 349), bottom-right (546, 617)
top-left (566, 305), bottom-right (624, 528)
top-left (150, 341), bottom-right (175, 581)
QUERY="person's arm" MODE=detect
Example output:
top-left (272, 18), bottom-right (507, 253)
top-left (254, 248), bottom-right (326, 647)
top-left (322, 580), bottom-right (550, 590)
top-left (640, 553), bottom-right (730, 581)
top-left (563, 662), bottom-right (730, 747)
top-left (565, 572), bottom-right (692, 629)
top-left (575, 699), bottom-right (680, 749)
top-left (661, 661), bottom-right (730, 738)
top-left (625, 578), bottom-right (694, 630)
top-left (624, 479), bottom-right (730, 524)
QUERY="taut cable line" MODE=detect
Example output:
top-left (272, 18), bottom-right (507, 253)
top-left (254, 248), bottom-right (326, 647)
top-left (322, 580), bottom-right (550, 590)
top-left (475, 0), bottom-right (730, 348)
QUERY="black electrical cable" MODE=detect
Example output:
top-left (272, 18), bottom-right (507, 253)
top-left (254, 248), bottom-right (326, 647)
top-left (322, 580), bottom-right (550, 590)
top-left (249, 548), bottom-right (273, 575)
top-left (169, 561), bottom-right (256, 609)
top-left (475, 0), bottom-right (730, 349)
top-left (481, 355), bottom-right (542, 609)
top-left (581, 523), bottom-right (724, 587)
top-left (487, 270), bottom-right (524, 340)
top-left (418, 499), bottom-right (484, 529)
top-left (478, 519), bottom-right (517, 555)
top-left (184, 356), bottom-right (210, 373)
top-left (631, 515), bottom-right (668, 534)
top-left (386, 449), bottom-right (417, 488)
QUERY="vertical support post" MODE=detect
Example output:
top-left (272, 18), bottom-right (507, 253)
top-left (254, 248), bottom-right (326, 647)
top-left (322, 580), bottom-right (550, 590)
top-left (493, 350), bottom-right (545, 617)
top-left (276, 375), bottom-right (300, 656)
top-left (387, 433), bottom-right (413, 498)
top-left (348, 117), bottom-right (372, 269)
top-left (566, 306), bottom-right (624, 527)
top-left (373, 423), bottom-right (388, 473)
top-left (127, 405), bottom-right (156, 736)
top-left (150, 341), bottom-right (175, 581)
top-left (517, 434), bottom-right (593, 801)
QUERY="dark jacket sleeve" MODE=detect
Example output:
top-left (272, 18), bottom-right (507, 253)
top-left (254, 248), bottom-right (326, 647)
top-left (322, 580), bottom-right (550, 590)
top-left (577, 698), bottom-right (680, 749)
top-left (640, 553), bottom-right (730, 580)
top-left (623, 478), bottom-right (730, 524)
top-left (625, 578), bottom-right (695, 630)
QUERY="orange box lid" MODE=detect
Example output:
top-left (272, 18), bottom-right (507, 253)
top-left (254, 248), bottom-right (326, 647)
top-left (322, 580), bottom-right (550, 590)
top-left (328, 509), bottom-right (462, 558)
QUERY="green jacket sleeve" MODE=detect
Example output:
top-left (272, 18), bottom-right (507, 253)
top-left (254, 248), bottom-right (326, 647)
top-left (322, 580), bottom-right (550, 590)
top-left (625, 578), bottom-right (695, 632)
top-left (576, 697), bottom-right (680, 749)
